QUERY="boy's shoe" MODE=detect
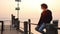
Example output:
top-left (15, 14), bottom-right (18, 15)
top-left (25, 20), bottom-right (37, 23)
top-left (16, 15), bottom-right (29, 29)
top-left (35, 26), bottom-right (40, 32)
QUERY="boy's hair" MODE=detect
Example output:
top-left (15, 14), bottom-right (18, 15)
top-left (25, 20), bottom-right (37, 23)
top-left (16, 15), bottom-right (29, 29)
top-left (41, 3), bottom-right (48, 9)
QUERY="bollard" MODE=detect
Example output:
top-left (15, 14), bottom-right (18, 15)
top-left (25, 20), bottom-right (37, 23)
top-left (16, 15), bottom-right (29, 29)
top-left (24, 21), bottom-right (28, 34)
top-left (46, 24), bottom-right (56, 34)
top-left (16, 20), bottom-right (20, 30)
top-left (28, 19), bottom-right (31, 34)
top-left (53, 20), bottom-right (58, 34)
top-left (46, 20), bottom-right (58, 34)
top-left (14, 18), bottom-right (20, 30)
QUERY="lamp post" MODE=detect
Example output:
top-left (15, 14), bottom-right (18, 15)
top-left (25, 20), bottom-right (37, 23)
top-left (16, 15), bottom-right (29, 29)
top-left (15, 0), bottom-right (21, 19)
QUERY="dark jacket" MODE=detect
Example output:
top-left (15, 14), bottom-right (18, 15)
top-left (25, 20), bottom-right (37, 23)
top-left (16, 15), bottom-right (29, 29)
top-left (38, 9), bottom-right (52, 26)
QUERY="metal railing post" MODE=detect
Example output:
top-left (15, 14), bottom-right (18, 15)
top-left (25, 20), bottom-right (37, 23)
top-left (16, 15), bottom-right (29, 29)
top-left (28, 19), bottom-right (31, 34)
top-left (0, 21), bottom-right (4, 34)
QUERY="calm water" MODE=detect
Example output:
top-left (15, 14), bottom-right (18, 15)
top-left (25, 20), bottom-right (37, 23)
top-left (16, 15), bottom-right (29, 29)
top-left (0, 18), bottom-right (60, 34)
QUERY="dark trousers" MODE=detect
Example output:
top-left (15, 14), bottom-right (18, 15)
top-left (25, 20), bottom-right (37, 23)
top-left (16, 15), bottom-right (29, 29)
top-left (39, 23), bottom-right (46, 34)
top-left (35, 23), bottom-right (46, 34)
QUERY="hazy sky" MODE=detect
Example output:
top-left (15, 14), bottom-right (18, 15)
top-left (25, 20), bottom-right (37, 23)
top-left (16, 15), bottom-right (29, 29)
top-left (0, 0), bottom-right (60, 34)
top-left (0, 0), bottom-right (60, 21)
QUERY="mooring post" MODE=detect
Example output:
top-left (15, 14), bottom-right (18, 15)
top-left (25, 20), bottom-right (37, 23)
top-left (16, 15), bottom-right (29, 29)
top-left (14, 18), bottom-right (20, 30)
top-left (24, 21), bottom-right (28, 34)
top-left (46, 20), bottom-right (58, 34)
top-left (15, 18), bottom-right (20, 30)
top-left (46, 24), bottom-right (55, 34)
top-left (16, 20), bottom-right (20, 30)
top-left (53, 20), bottom-right (58, 34)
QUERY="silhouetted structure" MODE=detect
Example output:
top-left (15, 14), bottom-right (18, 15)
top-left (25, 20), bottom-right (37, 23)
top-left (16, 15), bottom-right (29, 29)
top-left (14, 18), bottom-right (20, 30)
top-left (11, 14), bottom-right (20, 30)
top-left (15, 0), bottom-right (21, 19)
top-left (11, 14), bottom-right (15, 26)
top-left (15, 0), bottom-right (21, 2)
top-left (0, 21), bottom-right (4, 34)
top-left (28, 19), bottom-right (31, 34)
top-left (24, 21), bottom-right (28, 34)
top-left (46, 20), bottom-right (59, 34)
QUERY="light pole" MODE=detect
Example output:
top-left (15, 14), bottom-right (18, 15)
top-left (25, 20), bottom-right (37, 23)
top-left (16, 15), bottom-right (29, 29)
top-left (15, 0), bottom-right (21, 19)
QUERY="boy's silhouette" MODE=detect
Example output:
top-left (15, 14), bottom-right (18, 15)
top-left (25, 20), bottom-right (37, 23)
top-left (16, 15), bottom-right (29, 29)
top-left (35, 3), bottom-right (52, 34)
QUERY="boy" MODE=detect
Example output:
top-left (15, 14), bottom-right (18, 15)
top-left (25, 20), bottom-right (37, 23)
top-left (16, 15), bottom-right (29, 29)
top-left (35, 3), bottom-right (52, 34)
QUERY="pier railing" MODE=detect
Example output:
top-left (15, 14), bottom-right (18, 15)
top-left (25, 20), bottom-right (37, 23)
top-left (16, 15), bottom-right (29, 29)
top-left (11, 14), bottom-right (60, 34)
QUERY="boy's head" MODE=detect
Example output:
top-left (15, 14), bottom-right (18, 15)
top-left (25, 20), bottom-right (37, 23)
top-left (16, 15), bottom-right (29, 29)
top-left (41, 3), bottom-right (48, 11)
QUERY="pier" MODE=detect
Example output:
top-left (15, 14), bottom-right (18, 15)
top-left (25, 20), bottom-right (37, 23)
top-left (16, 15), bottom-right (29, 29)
top-left (0, 15), bottom-right (60, 34)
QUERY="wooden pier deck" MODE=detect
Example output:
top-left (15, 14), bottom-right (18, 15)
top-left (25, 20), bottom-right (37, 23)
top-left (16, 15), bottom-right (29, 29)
top-left (0, 25), bottom-right (24, 34)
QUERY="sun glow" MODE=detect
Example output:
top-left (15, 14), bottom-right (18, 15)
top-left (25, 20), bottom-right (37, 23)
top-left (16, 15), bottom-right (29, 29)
top-left (0, 0), bottom-right (60, 20)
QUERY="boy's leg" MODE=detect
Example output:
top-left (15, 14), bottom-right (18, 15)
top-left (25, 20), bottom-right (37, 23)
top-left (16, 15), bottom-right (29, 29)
top-left (39, 23), bottom-right (46, 34)
top-left (35, 23), bottom-right (43, 32)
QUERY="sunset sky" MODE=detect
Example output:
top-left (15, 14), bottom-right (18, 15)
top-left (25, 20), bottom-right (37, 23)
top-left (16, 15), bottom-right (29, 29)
top-left (0, 0), bottom-right (60, 21)
top-left (0, 0), bottom-right (60, 34)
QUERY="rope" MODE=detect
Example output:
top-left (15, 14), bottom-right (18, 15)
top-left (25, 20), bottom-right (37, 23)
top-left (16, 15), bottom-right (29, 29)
top-left (20, 21), bottom-right (37, 25)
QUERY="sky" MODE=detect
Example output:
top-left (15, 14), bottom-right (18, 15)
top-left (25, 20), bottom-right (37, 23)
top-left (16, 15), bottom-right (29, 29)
top-left (0, 0), bottom-right (60, 21)
top-left (0, 0), bottom-right (60, 34)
